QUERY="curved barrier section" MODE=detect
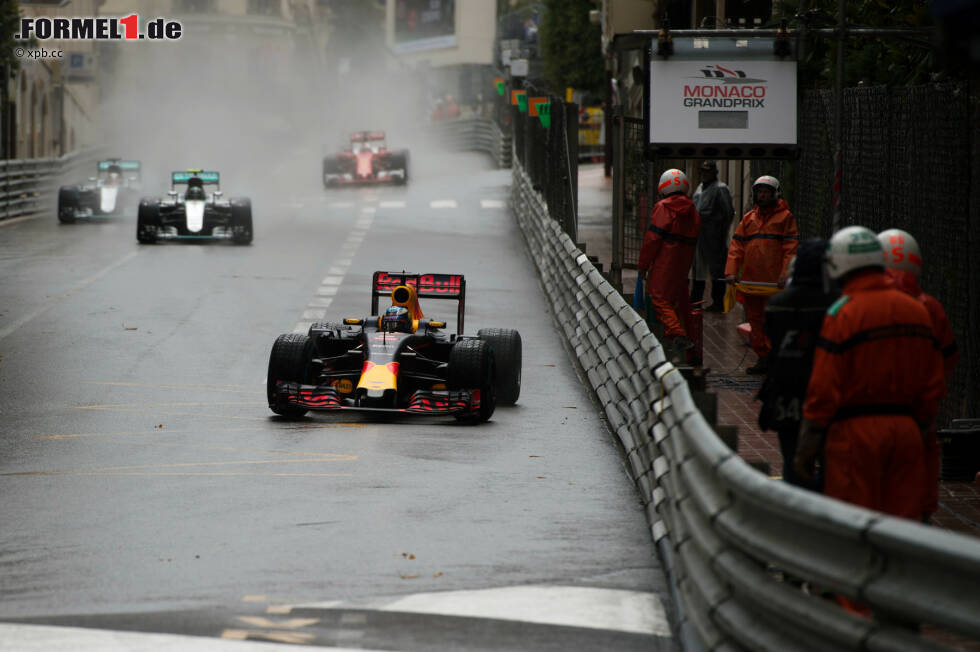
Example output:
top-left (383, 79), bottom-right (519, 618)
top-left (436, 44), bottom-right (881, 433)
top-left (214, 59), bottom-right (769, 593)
top-left (509, 160), bottom-right (980, 651)
top-left (425, 117), bottom-right (511, 169)
top-left (0, 148), bottom-right (103, 221)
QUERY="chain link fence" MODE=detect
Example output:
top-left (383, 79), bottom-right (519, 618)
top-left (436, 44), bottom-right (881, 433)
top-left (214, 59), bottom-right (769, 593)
top-left (613, 81), bottom-right (979, 423)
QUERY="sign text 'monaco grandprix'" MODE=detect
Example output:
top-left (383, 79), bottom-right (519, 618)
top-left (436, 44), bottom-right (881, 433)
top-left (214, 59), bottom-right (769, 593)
top-left (14, 15), bottom-right (182, 41)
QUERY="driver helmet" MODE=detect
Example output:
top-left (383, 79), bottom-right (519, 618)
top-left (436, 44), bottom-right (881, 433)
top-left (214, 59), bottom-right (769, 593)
top-left (185, 180), bottom-right (207, 201)
top-left (382, 306), bottom-right (411, 333)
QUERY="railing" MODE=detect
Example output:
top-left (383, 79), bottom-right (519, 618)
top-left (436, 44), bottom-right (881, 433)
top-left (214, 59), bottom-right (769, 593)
top-left (425, 116), bottom-right (511, 169)
top-left (0, 149), bottom-right (102, 221)
top-left (509, 159), bottom-right (980, 651)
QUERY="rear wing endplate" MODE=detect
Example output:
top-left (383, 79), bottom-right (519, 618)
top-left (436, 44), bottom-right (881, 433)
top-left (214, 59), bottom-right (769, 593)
top-left (371, 271), bottom-right (466, 334)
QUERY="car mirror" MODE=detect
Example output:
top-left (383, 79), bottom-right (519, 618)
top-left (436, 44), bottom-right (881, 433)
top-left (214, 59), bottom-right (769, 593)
top-left (88, 177), bottom-right (97, 182)
top-left (167, 190), bottom-right (178, 197)
top-left (428, 321), bottom-right (445, 329)
top-left (344, 318), bottom-right (363, 326)
top-left (213, 191), bottom-right (222, 198)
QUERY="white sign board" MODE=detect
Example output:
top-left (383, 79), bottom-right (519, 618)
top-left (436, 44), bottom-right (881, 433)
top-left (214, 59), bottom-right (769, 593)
top-left (646, 38), bottom-right (797, 157)
top-left (510, 58), bottom-right (529, 77)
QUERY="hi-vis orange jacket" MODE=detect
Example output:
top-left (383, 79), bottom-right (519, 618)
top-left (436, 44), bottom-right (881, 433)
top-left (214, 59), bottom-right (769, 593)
top-left (886, 268), bottom-right (959, 381)
top-left (804, 271), bottom-right (944, 428)
top-left (725, 199), bottom-right (799, 283)
top-left (637, 193), bottom-right (701, 299)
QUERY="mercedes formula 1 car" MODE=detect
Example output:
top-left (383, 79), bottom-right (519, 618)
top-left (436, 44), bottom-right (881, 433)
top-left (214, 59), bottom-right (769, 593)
top-left (136, 170), bottom-right (252, 244)
top-left (58, 158), bottom-right (142, 222)
top-left (322, 131), bottom-right (409, 188)
top-left (267, 271), bottom-right (521, 423)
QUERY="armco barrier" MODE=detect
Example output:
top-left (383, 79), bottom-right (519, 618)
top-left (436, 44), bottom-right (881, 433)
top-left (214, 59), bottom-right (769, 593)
top-left (0, 148), bottom-right (102, 221)
top-left (425, 116), bottom-right (511, 169)
top-left (509, 160), bottom-right (980, 651)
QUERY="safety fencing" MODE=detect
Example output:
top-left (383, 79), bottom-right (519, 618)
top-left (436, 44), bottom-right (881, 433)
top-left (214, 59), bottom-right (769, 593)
top-left (0, 148), bottom-right (102, 221)
top-left (509, 158), bottom-right (980, 651)
top-left (424, 116), bottom-right (511, 170)
top-left (613, 81), bottom-right (979, 424)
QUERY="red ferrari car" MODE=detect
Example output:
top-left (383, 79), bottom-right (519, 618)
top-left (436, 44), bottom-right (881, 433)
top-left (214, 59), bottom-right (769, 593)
top-left (322, 131), bottom-right (409, 187)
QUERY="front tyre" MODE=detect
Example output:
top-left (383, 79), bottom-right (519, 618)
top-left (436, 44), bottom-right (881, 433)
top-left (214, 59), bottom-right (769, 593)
top-left (231, 198), bottom-right (253, 245)
top-left (449, 339), bottom-right (496, 423)
top-left (267, 333), bottom-right (313, 418)
top-left (58, 187), bottom-right (79, 223)
top-left (477, 328), bottom-right (521, 405)
top-left (136, 199), bottom-right (159, 243)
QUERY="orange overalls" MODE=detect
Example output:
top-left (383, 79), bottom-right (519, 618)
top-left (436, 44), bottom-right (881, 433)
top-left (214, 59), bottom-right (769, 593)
top-left (637, 193), bottom-right (701, 338)
top-left (724, 199), bottom-right (798, 358)
top-left (803, 271), bottom-right (945, 519)
top-left (887, 268), bottom-right (959, 518)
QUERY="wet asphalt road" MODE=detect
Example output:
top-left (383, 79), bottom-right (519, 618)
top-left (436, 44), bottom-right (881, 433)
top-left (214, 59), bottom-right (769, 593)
top-left (0, 152), bottom-right (675, 650)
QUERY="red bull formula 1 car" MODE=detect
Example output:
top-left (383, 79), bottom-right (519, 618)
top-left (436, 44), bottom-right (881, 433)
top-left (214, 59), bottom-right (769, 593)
top-left (322, 131), bottom-right (409, 188)
top-left (267, 271), bottom-right (521, 423)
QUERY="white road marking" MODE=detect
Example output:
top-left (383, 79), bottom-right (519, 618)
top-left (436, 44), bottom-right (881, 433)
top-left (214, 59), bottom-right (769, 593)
top-left (360, 206), bottom-right (377, 214)
top-left (379, 201), bottom-right (405, 209)
top-left (282, 585), bottom-right (672, 636)
top-left (328, 202), bottom-right (355, 209)
top-left (430, 199), bottom-right (457, 209)
top-left (302, 309), bottom-right (326, 320)
top-left (0, 251), bottom-right (139, 341)
top-left (307, 297), bottom-right (333, 308)
top-left (292, 322), bottom-right (313, 334)
top-left (480, 199), bottom-right (505, 209)
top-left (327, 266), bottom-right (347, 275)
top-left (315, 286), bottom-right (339, 297)
top-left (335, 259), bottom-right (352, 266)
top-left (321, 276), bottom-right (344, 285)
top-left (0, 623), bottom-right (380, 651)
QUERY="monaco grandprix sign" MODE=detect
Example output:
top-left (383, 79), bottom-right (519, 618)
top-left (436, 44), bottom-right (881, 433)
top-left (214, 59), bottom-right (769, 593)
top-left (646, 37), bottom-right (797, 159)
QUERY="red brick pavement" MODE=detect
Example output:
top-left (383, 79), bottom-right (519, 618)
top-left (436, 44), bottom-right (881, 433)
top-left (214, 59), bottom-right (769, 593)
top-left (701, 290), bottom-right (980, 539)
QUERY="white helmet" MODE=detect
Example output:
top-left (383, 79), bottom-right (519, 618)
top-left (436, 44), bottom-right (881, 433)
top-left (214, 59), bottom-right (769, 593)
top-left (825, 226), bottom-right (885, 280)
top-left (658, 169), bottom-right (690, 196)
top-left (752, 174), bottom-right (778, 197)
top-left (877, 228), bottom-right (922, 277)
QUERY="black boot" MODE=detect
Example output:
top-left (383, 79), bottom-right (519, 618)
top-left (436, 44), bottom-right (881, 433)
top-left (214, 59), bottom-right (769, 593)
top-left (690, 279), bottom-right (706, 306)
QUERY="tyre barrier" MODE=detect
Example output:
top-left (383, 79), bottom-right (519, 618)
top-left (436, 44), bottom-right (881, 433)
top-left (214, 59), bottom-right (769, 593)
top-left (425, 117), bottom-right (512, 169)
top-left (509, 160), bottom-right (980, 651)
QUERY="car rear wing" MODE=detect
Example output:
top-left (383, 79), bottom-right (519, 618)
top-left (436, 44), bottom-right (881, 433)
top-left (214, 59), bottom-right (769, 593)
top-left (371, 271), bottom-right (466, 334)
top-left (98, 159), bottom-right (141, 176)
top-left (171, 170), bottom-right (220, 187)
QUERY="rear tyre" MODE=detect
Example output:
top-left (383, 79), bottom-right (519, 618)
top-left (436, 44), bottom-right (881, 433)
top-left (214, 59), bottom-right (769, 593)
top-left (58, 187), bottom-right (78, 223)
top-left (267, 333), bottom-right (313, 418)
top-left (136, 199), bottom-right (159, 243)
top-left (477, 328), bottom-right (522, 405)
top-left (231, 198), bottom-right (253, 245)
top-left (449, 339), bottom-right (496, 423)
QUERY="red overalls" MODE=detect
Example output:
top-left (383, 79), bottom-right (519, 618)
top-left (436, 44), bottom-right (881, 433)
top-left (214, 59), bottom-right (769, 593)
top-left (637, 194), bottom-right (701, 338)
top-left (887, 268), bottom-right (959, 517)
top-left (803, 271), bottom-right (945, 519)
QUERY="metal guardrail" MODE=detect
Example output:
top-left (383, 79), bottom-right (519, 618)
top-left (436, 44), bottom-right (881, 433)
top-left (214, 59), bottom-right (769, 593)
top-left (508, 160), bottom-right (980, 651)
top-left (425, 116), bottom-right (511, 169)
top-left (0, 149), bottom-right (102, 221)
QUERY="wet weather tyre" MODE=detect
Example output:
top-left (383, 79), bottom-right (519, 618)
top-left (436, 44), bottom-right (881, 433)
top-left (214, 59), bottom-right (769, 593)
top-left (477, 328), bottom-right (521, 405)
top-left (267, 333), bottom-right (313, 418)
top-left (136, 199), bottom-right (159, 243)
top-left (231, 199), bottom-right (253, 245)
top-left (449, 339), bottom-right (496, 423)
top-left (58, 187), bottom-right (78, 223)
